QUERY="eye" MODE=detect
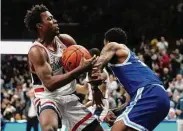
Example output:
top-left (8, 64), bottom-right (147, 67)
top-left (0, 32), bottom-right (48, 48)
top-left (47, 16), bottom-right (53, 21)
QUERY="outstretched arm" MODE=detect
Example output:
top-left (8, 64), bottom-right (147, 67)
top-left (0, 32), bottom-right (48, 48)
top-left (94, 42), bottom-right (128, 70)
top-left (75, 83), bottom-right (89, 95)
top-left (96, 42), bottom-right (117, 70)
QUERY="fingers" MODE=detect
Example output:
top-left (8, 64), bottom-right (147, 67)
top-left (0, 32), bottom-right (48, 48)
top-left (88, 79), bottom-right (102, 85)
top-left (88, 55), bottom-right (96, 61)
top-left (91, 72), bottom-right (99, 78)
top-left (80, 56), bottom-right (85, 64)
top-left (91, 57), bottom-right (98, 65)
top-left (108, 111), bottom-right (117, 119)
top-left (91, 67), bottom-right (102, 74)
top-left (94, 62), bottom-right (102, 67)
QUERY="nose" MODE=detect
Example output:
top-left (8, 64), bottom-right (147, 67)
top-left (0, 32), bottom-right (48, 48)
top-left (53, 18), bottom-right (57, 24)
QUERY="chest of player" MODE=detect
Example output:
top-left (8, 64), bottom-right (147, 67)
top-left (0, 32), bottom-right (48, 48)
top-left (49, 54), bottom-right (62, 73)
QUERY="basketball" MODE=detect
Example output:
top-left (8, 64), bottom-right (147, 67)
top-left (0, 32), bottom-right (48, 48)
top-left (62, 45), bottom-right (91, 71)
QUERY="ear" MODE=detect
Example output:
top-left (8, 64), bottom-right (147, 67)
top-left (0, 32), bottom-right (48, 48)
top-left (36, 23), bottom-right (42, 29)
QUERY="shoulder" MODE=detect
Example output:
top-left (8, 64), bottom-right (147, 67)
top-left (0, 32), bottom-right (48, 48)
top-left (107, 42), bottom-right (127, 49)
top-left (57, 34), bottom-right (77, 47)
top-left (28, 44), bottom-right (46, 56)
top-left (28, 45), bottom-right (48, 63)
top-left (106, 42), bottom-right (129, 54)
top-left (58, 34), bottom-right (73, 39)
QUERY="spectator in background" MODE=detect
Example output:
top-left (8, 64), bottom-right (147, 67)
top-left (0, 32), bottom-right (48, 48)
top-left (150, 38), bottom-right (158, 51)
top-left (25, 89), bottom-right (39, 131)
top-left (108, 74), bottom-right (118, 93)
top-left (167, 107), bottom-right (177, 120)
top-left (139, 35), bottom-right (149, 52)
top-left (108, 74), bottom-right (118, 108)
top-left (174, 49), bottom-right (183, 74)
top-left (176, 94), bottom-right (183, 131)
top-left (170, 52), bottom-right (181, 78)
top-left (157, 36), bottom-right (168, 51)
top-left (176, 38), bottom-right (183, 55)
top-left (174, 49), bottom-right (183, 64)
top-left (161, 68), bottom-right (172, 89)
top-left (170, 74), bottom-right (183, 103)
top-left (158, 50), bottom-right (170, 69)
top-left (3, 102), bottom-right (16, 121)
top-left (137, 52), bottom-right (144, 62)
top-left (144, 48), bottom-right (152, 69)
top-left (176, 40), bottom-right (183, 54)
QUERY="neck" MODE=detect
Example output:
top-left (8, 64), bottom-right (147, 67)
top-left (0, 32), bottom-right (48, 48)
top-left (39, 32), bottom-right (55, 44)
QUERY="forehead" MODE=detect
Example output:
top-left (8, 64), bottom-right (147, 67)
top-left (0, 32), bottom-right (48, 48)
top-left (40, 11), bottom-right (53, 19)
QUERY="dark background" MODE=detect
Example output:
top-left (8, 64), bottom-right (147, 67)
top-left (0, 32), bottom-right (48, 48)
top-left (1, 0), bottom-right (183, 49)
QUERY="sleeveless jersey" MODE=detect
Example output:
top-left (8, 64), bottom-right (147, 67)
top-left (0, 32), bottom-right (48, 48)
top-left (108, 49), bottom-right (162, 97)
top-left (29, 36), bottom-right (76, 98)
top-left (86, 68), bottom-right (109, 101)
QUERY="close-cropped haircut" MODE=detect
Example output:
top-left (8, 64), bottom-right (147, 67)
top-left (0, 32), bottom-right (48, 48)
top-left (104, 28), bottom-right (127, 44)
top-left (89, 48), bottom-right (100, 57)
top-left (24, 4), bottom-right (48, 33)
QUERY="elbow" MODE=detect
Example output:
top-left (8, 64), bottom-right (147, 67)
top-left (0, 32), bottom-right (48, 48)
top-left (44, 80), bottom-right (66, 92)
top-left (46, 87), bottom-right (55, 92)
top-left (44, 82), bottom-right (56, 92)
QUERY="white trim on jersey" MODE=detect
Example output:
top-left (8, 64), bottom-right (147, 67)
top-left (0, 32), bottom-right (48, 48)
top-left (30, 36), bottom-right (76, 97)
top-left (108, 62), bottom-right (132, 67)
top-left (85, 68), bottom-right (110, 122)
top-left (114, 87), bottom-right (149, 131)
top-left (108, 48), bottom-right (131, 67)
top-left (86, 68), bottom-right (110, 100)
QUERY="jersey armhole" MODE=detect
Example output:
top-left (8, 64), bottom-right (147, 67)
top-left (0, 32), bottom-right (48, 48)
top-left (55, 36), bottom-right (67, 49)
top-left (109, 48), bottom-right (131, 67)
top-left (28, 44), bottom-right (49, 73)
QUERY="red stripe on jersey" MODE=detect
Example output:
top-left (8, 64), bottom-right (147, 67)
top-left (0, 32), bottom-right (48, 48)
top-left (34, 88), bottom-right (45, 92)
top-left (34, 98), bottom-right (40, 105)
top-left (41, 101), bottom-right (56, 107)
top-left (71, 112), bottom-right (92, 131)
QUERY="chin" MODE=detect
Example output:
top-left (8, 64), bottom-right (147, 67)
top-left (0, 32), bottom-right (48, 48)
top-left (55, 31), bottom-right (60, 36)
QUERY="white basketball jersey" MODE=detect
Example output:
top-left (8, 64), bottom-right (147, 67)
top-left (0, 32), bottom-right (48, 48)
top-left (30, 36), bottom-right (76, 98)
top-left (86, 68), bottom-right (109, 101)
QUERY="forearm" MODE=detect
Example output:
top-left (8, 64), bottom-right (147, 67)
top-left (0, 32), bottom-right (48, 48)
top-left (85, 101), bottom-right (93, 108)
top-left (46, 66), bottom-right (85, 91)
top-left (97, 53), bottom-right (114, 70)
top-left (76, 84), bottom-right (88, 95)
top-left (96, 42), bottom-right (116, 70)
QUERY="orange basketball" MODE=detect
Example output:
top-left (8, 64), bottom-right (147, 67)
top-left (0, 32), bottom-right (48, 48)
top-left (62, 45), bottom-right (91, 71)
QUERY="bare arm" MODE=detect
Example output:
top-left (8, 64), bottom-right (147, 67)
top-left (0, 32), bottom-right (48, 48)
top-left (96, 42), bottom-right (116, 70)
top-left (58, 34), bottom-right (77, 47)
top-left (85, 101), bottom-right (93, 108)
top-left (95, 42), bottom-right (128, 70)
top-left (75, 83), bottom-right (89, 95)
top-left (28, 46), bottom-right (95, 92)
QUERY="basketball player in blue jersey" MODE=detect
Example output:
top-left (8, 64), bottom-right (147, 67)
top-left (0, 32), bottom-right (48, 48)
top-left (24, 4), bottom-right (104, 131)
top-left (91, 28), bottom-right (170, 131)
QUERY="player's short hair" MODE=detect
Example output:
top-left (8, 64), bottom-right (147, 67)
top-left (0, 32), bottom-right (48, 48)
top-left (104, 28), bottom-right (127, 44)
top-left (24, 4), bottom-right (48, 33)
top-left (89, 48), bottom-right (100, 56)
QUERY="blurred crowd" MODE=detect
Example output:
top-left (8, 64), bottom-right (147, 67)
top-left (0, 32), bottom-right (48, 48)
top-left (1, 55), bottom-right (32, 122)
top-left (134, 36), bottom-right (183, 121)
top-left (1, 36), bottom-right (183, 123)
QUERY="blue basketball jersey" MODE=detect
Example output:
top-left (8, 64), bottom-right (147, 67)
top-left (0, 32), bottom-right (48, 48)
top-left (108, 50), bottom-right (162, 96)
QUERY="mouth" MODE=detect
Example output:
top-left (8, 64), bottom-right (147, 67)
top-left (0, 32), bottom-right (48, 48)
top-left (55, 24), bottom-right (59, 30)
top-left (55, 26), bottom-right (59, 32)
top-left (56, 26), bottom-right (59, 30)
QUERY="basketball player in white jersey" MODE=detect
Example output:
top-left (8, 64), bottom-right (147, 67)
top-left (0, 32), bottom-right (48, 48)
top-left (76, 48), bottom-right (110, 122)
top-left (24, 4), bottom-right (103, 131)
